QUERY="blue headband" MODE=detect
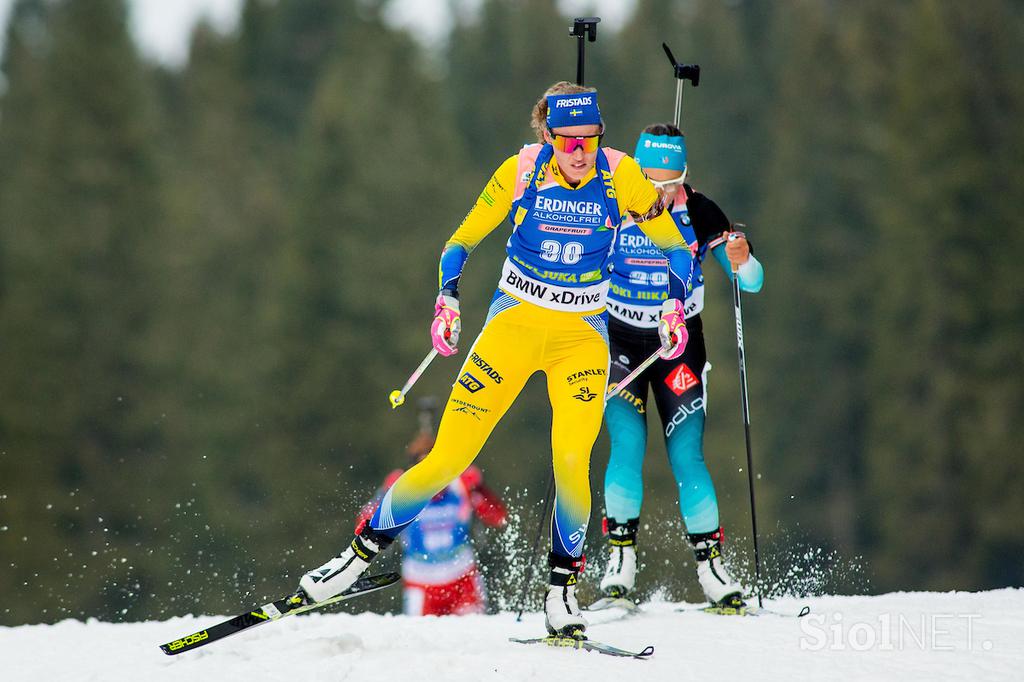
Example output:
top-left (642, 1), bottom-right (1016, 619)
top-left (546, 92), bottom-right (602, 129)
top-left (634, 133), bottom-right (687, 172)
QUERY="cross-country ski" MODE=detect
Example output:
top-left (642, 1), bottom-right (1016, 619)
top-left (158, 572), bottom-right (400, 655)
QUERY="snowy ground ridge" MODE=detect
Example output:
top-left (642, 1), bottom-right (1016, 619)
top-left (2, 588), bottom-right (1022, 681)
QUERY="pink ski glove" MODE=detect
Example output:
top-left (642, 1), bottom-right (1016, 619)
top-left (658, 298), bottom-right (689, 360)
top-left (430, 293), bottom-right (461, 356)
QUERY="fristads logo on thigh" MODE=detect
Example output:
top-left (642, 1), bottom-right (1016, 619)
top-left (458, 372), bottom-right (486, 393)
top-left (469, 352), bottom-right (503, 384)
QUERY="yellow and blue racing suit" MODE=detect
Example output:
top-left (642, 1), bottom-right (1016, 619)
top-left (369, 144), bottom-right (694, 559)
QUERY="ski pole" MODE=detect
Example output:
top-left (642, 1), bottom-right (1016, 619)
top-left (388, 348), bottom-right (438, 409)
top-left (664, 41), bottom-right (764, 604)
top-left (604, 348), bottom-right (661, 405)
top-left (728, 226), bottom-right (764, 607)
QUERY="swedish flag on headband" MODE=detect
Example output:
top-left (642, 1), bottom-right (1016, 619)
top-left (546, 92), bottom-right (602, 128)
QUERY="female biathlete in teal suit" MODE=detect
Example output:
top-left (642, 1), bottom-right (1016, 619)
top-left (293, 85), bottom-right (697, 637)
top-left (599, 123), bottom-right (765, 609)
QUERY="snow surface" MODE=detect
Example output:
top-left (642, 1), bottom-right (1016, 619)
top-left (2, 589), bottom-right (1021, 681)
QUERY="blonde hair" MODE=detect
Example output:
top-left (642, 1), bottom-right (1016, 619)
top-left (530, 81), bottom-right (597, 143)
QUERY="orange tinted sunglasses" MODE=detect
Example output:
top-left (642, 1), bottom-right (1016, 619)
top-left (550, 133), bottom-right (601, 154)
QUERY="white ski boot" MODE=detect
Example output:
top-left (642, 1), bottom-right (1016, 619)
top-left (544, 553), bottom-right (587, 637)
top-left (297, 529), bottom-right (391, 604)
top-left (599, 517), bottom-right (639, 598)
top-left (689, 528), bottom-right (745, 608)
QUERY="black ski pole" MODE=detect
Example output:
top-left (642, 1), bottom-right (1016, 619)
top-left (728, 224), bottom-right (764, 608)
top-left (663, 43), bottom-right (765, 605)
top-left (514, 17), bottom-right (602, 622)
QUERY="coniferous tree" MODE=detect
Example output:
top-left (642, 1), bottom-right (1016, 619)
top-left (0, 0), bottom-right (167, 622)
top-left (262, 4), bottom-right (476, 561)
top-left (238, 0), bottom-right (352, 141)
top-left (863, 0), bottom-right (1024, 590)
top-left (147, 17), bottom-right (302, 605)
top-left (447, 0), bottom-right (568, 175)
top-left (0, 0), bottom-right (59, 626)
top-left (747, 1), bottom-right (875, 564)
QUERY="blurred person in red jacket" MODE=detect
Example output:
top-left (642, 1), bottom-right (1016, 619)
top-left (355, 398), bottom-right (507, 616)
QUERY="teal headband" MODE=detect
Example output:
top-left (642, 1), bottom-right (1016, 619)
top-left (634, 133), bottom-right (687, 172)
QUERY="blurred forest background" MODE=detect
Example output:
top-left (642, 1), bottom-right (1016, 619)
top-left (0, 0), bottom-right (1022, 625)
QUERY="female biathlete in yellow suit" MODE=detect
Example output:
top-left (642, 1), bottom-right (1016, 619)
top-left (295, 82), bottom-right (695, 637)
